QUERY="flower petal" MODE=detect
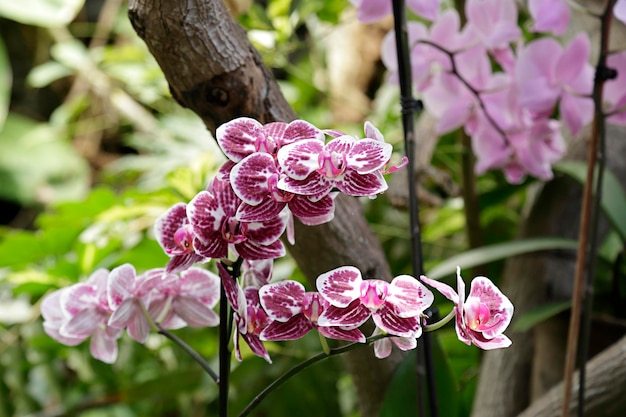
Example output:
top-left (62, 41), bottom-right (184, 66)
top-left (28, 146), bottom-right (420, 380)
top-left (230, 153), bottom-right (276, 205)
top-left (387, 275), bottom-right (434, 318)
top-left (318, 325), bottom-right (366, 343)
top-left (372, 306), bottom-right (420, 337)
top-left (216, 117), bottom-right (264, 162)
top-left (277, 139), bottom-right (325, 180)
top-left (90, 328), bottom-right (119, 363)
top-left (316, 266), bottom-right (363, 307)
top-left (289, 194), bottom-right (335, 226)
top-left (179, 268), bottom-right (221, 307)
top-left (336, 170), bottom-right (388, 197)
top-left (241, 333), bottom-right (272, 363)
top-left (107, 264), bottom-right (136, 310)
top-left (347, 139), bottom-right (392, 174)
top-left (173, 297), bottom-right (220, 327)
top-left (235, 239), bottom-right (285, 260)
top-left (420, 275), bottom-right (459, 303)
top-left (260, 315), bottom-right (312, 341)
top-left (317, 299), bottom-right (371, 327)
top-left (259, 280), bottom-right (305, 321)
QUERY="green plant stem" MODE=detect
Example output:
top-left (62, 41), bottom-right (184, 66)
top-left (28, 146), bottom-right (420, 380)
top-left (219, 276), bottom-right (232, 417)
top-left (138, 300), bottom-right (220, 384)
top-left (424, 308), bottom-right (456, 332)
top-left (561, 2), bottom-right (615, 416)
top-left (238, 334), bottom-right (388, 417)
top-left (157, 324), bottom-right (220, 384)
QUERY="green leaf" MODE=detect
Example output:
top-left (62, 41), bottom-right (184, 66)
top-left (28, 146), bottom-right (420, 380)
top-left (513, 301), bottom-right (571, 332)
top-left (426, 238), bottom-right (578, 280)
top-left (27, 61), bottom-right (73, 88)
top-left (380, 335), bottom-right (460, 417)
top-left (554, 161), bottom-right (626, 243)
top-left (0, 36), bottom-right (10, 130)
top-left (0, 0), bottom-right (85, 27)
top-left (0, 113), bottom-right (89, 205)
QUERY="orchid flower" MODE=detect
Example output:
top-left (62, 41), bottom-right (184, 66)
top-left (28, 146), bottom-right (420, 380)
top-left (216, 117), bottom-right (323, 162)
top-left (276, 133), bottom-right (392, 200)
top-left (617, 0), bottom-right (626, 25)
top-left (218, 263), bottom-right (272, 363)
top-left (151, 267), bottom-right (221, 328)
top-left (528, 0), bottom-right (570, 36)
top-left (241, 259), bottom-right (274, 289)
top-left (465, 0), bottom-right (521, 49)
top-left (515, 33), bottom-right (594, 136)
top-left (41, 269), bottom-right (123, 363)
top-left (259, 280), bottom-right (365, 343)
top-left (229, 152), bottom-right (335, 226)
top-left (421, 267), bottom-right (513, 349)
top-left (187, 178), bottom-right (287, 260)
top-left (107, 264), bottom-right (165, 343)
top-left (154, 202), bottom-right (209, 274)
top-left (316, 266), bottom-right (434, 338)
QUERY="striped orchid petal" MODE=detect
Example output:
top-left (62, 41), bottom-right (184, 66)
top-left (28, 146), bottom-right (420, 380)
top-left (387, 275), bottom-right (434, 318)
top-left (316, 266), bottom-right (362, 307)
top-left (317, 299), bottom-right (372, 327)
top-left (259, 280), bottom-right (305, 322)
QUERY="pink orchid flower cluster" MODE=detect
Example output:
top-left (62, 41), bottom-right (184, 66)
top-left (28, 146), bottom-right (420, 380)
top-left (154, 118), bottom-right (403, 274)
top-left (358, 0), bottom-right (626, 184)
top-left (41, 264), bottom-right (221, 363)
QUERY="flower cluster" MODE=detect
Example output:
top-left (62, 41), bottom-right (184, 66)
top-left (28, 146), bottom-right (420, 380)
top-left (155, 118), bottom-right (401, 274)
top-left (41, 265), bottom-right (220, 363)
top-left (358, 0), bottom-right (626, 183)
top-left (42, 258), bottom-right (513, 363)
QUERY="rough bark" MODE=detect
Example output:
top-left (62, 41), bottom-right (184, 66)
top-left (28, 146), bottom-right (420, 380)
top-left (518, 334), bottom-right (626, 417)
top-left (126, 1), bottom-right (402, 415)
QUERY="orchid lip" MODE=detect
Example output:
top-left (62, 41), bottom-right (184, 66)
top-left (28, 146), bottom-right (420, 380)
top-left (173, 225), bottom-right (194, 253)
top-left (268, 174), bottom-right (294, 203)
top-left (317, 150), bottom-right (347, 178)
top-left (222, 217), bottom-right (248, 244)
top-left (359, 280), bottom-right (388, 310)
top-left (255, 135), bottom-right (279, 155)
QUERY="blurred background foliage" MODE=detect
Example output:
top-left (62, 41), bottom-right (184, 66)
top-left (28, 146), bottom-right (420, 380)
top-left (0, 0), bottom-right (544, 416)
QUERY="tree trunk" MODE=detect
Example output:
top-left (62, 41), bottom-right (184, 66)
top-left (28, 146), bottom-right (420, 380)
top-left (126, 1), bottom-right (403, 415)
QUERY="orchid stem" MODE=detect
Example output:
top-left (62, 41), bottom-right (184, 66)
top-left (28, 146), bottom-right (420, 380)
top-left (238, 334), bottom-right (388, 417)
top-left (138, 301), bottom-right (219, 384)
top-left (391, 1), bottom-right (437, 417)
top-left (424, 308), bottom-right (456, 332)
top-left (157, 324), bottom-right (220, 384)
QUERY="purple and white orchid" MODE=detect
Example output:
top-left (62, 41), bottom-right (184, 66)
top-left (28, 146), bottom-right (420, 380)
top-left (421, 267), bottom-right (514, 349)
top-left (187, 178), bottom-right (287, 261)
top-left (277, 134), bottom-right (392, 199)
top-left (316, 266), bottom-right (434, 338)
top-left (154, 202), bottom-right (209, 274)
top-left (259, 280), bottom-right (365, 343)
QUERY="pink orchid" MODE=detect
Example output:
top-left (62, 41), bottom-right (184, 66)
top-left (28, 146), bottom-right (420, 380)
top-left (515, 33), bottom-right (594, 136)
top-left (216, 117), bottom-right (323, 162)
top-left (316, 266), bottom-right (434, 338)
top-left (381, 10), bottom-right (474, 90)
top-left (259, 280), bottom-right (365, 343)
top-left (528, 0), bottom-right (570, 36)
top-left (349, 0), bottom-right (441, 23)
top-left (472, 83), bottom-right (566, 183)
top-left (421, 267), bottom-right (513, 350)
top-left (154, 202), bottom-right (209, 274)
top-left (218, 263), bottom-right (272, 363)
top-left (276, 131), bottom-right (392, 199)
top-left (107, 264), bottom-right (166, 343)
top-left (187, 178), bottom-right (287, 260)
top-left (229, 152), bottom-right (335, 226)
top-left (149, 267), bottom-right (221, 328)
top-left (465, 0), bottom-right (521, 50)
top-left (371, 327), bottom-right (418, 359)
top-left (41, 269), bottom-right (123, 363)
top-left (616, 0), bottom-right (626, 24)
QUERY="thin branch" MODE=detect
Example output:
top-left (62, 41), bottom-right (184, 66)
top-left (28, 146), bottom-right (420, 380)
top-left (561, 2), bottom-right (616, 416)
top-left (156, 324), bottom-right (220, 384)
